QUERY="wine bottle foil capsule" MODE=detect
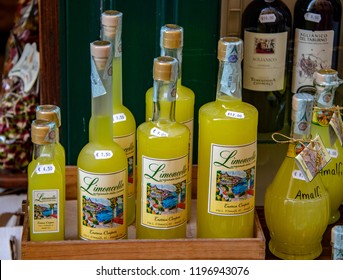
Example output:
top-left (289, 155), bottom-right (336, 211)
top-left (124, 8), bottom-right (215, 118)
top-left (36, 105), bottom-right (61, 127)
top-left (153, 56), bottom-right (178, 82)
top-left (217, 37), bottom-right (243, 63)
top-left (161, 24), bottom-right (183, 49)
top-left (31, 119), bottom-right (56, 145)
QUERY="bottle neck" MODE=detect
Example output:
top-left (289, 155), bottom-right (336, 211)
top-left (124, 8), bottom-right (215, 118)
top-left (152, 80), bottom-right (176, 123)
top-left (33, 143), bottom-right (55, 161)
top-left (161, 47), bottom-right (182, 82)
top-left (90, 57), bottom-right (113, 144)
top-left (216, 60), bottom-right (242, 101)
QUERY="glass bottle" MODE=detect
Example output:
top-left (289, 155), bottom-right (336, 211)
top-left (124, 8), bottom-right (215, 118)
top-left (28, 120), bottom-right (64, 241)
top-left (241, 0), bottom-right (292, 132)
top-left (77, 41), bottom-right (128, 240)
top-left (264, 93), bottom-right (330, 259)
top-left (146, 24), bottom-right (195, 221)
top-left (36, 105), bottom-right (65, 188)
top-left (136, 56), bottom-right (190, 239)
top-left (101, 10), bottom-right (136, 225)
top-left (291, 0), bottom-right (342, 95)
top-left (310, 69), bottom-right (343, 224)
top-left (197, 37), bottom-right (258, 238)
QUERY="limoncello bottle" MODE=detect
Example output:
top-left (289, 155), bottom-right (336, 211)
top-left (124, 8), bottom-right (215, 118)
top-left (77, 41), bottom-right (127, 240)
top-left (197, 37), bottom-right (258, 238)
top-left (137, 56), bottom-right (190, 239)
top-left (101, 10), bottom-right (136, 225)
top-left (28, 120), bottom-right (64, 241)
top-left (265, 93), bottom-right (330, 259)
top-left (311, 69), bottom-right (343, 224)
top-left (145, 25), bottom-right (195, 221)
top-left (36, 105), bottom-right (65, 189)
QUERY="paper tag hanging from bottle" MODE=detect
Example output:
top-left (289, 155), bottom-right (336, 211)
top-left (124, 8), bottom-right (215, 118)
top-left (295, 135), bottom-right (331, 182)
top-left (329, 108), bottom-right (343, 146)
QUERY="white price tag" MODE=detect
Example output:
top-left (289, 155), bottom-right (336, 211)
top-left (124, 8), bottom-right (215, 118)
top-left (259, 14), bottom-right (276, 23)
top-left (150, 127), bottom-right (168, 137)
top-left (94, 150), bottom-right (113, 159)
top-left (304, 12), bottom-right (321, 23)
top-left (226, 110), bottom-right (245, 119)
top-left (36, 164), bottom-right (55, 175)
top-left (113, 113), bottom-right (126, 123)
top-left (327, 148), bottom-right (338, 159)
top-left (292, 170), bottom-right (306, 181)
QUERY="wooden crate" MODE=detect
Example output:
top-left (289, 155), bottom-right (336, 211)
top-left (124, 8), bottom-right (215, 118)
top-left (21, 166), bottom-right (266, 260)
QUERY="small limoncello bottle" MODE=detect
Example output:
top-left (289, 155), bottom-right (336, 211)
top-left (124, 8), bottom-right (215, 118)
top-left (36, 105), bottom-right (65, 188)
top-left (197, 37), bottom-right (258, 238)
top-left (77, 40), bottom-right (127, 240)
top-left (28, 120), bottom-right (64, 241)
top-left (101, 10), bottom-right (136, 225)
top-left (145, 24), bottom-right (195, 221)
top-left (137, 56), bottom-right (190, 239)
top-left (264, 93), bottom-right (330, 260)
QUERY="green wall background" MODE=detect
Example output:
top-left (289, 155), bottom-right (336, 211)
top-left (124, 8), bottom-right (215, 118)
top-left (59, 0), bottom-right (221, 165)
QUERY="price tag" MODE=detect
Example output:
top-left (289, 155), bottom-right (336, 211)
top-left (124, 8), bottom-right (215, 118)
top-left (259, 14), bottom-right (276, 23)
top-left (226, 110), bottom-right (245, 119)
top-left (292, 170), bottom-right (307, 181)
top-left (327, 148), bottom-right (338, 159)
top-left (36, 164), bottom-right (55, 175)
top-left (113, 113), bottom-right (126, 123)
top-left (150, 127), bottom-right (168, 137)
top-left (304, 12), bottom-right (321, 23)
top-left (94, 150), bottom-right (113, 159)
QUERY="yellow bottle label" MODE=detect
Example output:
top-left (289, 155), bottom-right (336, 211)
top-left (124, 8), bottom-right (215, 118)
top-left (208, 142), bottom-right (256, 215)
top-left (114, 132), bottom-right (136, 199)
top-left (141, 155), bottom-right (188, 229)
top-left (32, 189), bottom-right (59, 233)
top-left (78, 168), bottom-right (127, 240)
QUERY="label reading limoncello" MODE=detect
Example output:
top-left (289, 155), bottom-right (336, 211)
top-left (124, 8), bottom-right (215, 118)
top-left (114, 132), bottom-right (136, 199)
top-left (32, 190), bottom-right (59, 233)
top-left (141, 155), bottom-right (188, 229)
top-left (208, 143), bottom-right (256, 215)
top-left (78, 168), bottom-right (126, 240)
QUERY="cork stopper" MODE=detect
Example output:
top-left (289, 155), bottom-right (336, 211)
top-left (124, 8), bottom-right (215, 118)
top-left (160, 24), bottom-right (183, 49)
top-left (90, 40), bottom-right (111, 70)
top-left (153, 56), bottom-right (178, 82)
top-left (101, 10), bottom-right (122, 39)
top-left (36, 105), bottom-right (61, 127)
top-left (313, 69), bottom-right (339, 86)
top-left (31, 119), bottom-right (56, 145)
top-left (217, 37), bottom-right (243, 62)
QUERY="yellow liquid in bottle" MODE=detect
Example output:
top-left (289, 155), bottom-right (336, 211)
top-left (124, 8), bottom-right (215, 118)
top-left (197, 96), bottom-right (258, 238)
top-left (28, 157), bottom-right (64, 241)
top-left (264, 143), bottom-right (330, 259)
top-left (112, 58), bottom-right (136, 225)
top-left (311, 123), bottom-right (343, 224)
top-left (136, 120), bottom-right (190, 239)
top-left (77, 115), bottom-right (128, 240)
top-left (146, 80), bottom-right (194, 220)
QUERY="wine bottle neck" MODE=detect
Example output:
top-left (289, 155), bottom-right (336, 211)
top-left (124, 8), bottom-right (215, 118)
top-left (152, 80), bottom-right (177, 122)
top-left (161, 47), bottom-right (182, 80)
top-left (216, 60), bottom-right (242, 101)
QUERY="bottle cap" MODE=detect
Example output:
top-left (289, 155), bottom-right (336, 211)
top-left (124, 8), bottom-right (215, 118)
top-left (331, 225), bottom-right (343, 249)
top-left (36, 105), bottom-right (61, 127)
top-left (90, 40), bottom-right (111, 59)
top-left (153, 56), bottom-right (178, 82)
top-left (291, 93), bottom-right (314, 135)
top-left (217, 37), bottom-right (243, 62)
top-left (160, 24), bottom-right (183, 49)
top-left (31, 119), bottom-right (56, 145)
top-left (292, 92), bottom-right (314, 113)
top-left (101, 10), bottom-right (122, 38)
top-left (313, 69), bottom-right (339, 86)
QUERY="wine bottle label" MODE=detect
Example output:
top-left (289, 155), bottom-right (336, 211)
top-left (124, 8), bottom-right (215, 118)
top-left (208, 142), bottom-right (256, 216)
top-left (113, 132), bottom-right (136, 199)
top-left (78, 168), bottom-right (127, 240)
top-left (243, 31), bottom-right (287, 91)
top-left (291, 29), bottom-right (334, 93)
top-left (140, 155), bottom-right (188, 229)
top-left (32, 189), bottom-right (59, 233)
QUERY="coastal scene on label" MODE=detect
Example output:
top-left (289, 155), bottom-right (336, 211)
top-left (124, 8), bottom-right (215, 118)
top-left (34, 203), bottom-right (58, 220)
top-left (82, 195), bottom-right (124, 227)
top-left (146, 181), bottom-right (186, 215)
top-left (216, 168), bottom-right (255, 202)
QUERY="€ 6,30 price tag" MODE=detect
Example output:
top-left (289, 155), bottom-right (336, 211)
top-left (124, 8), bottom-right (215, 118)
top-left (94, 150), bottom-right (113, 160)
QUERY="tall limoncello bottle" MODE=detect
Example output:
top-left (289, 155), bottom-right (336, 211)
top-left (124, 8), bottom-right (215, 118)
top-left (36, 105), bottom-right (65, 188)
top-left (137, 56), bottom-right (190, 239)
top-left (77, 41), bottom-right (127, 240)
top-left (28, 120), bottom-right (64, 241)
top-left (311, 69), bottom-right (343, 224)
top-left (101, 10), bottom-right (136, 225)
top-left (197, 37), bottom-right (258, 238)
top-left (146, 24), bottom-right (195, 220)
top-left (265, 93), bottom-right (330, 259)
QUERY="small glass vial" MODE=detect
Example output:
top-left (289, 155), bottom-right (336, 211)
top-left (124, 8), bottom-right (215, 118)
top-left (331, 225), bottom-right (343, 260)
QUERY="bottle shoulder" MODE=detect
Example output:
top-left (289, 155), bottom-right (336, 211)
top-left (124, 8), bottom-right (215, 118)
top-left (200, 99), bottom-right (258, 117)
